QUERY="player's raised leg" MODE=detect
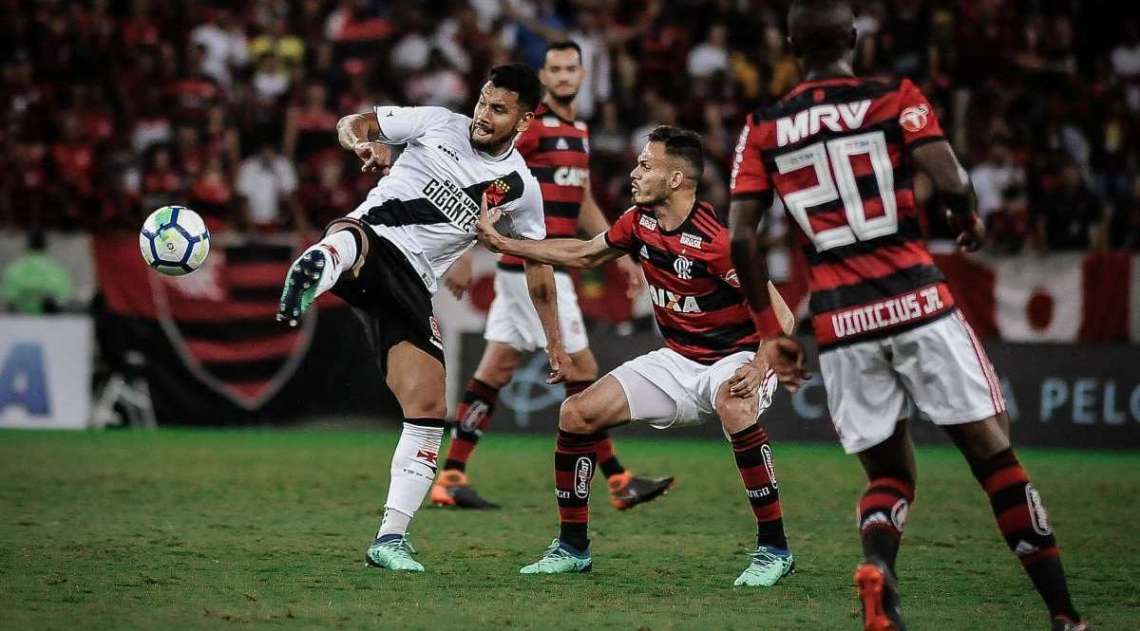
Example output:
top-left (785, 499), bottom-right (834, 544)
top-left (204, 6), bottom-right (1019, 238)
top-left (716, 378), bottom-right (795, 587)
top-left (946, 416), bottom-right (1085, 630)
top-left (519, 375), bottom-right (632, 574)
top-left (364, 342), bottom-right (448, 572)
top-left (277, 227), bottom-right (360, 326)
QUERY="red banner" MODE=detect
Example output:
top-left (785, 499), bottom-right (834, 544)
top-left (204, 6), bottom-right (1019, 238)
top-left (94, 234), bottom-right (344, 409)
top-left (935, 252), bottom-right (1136, 343)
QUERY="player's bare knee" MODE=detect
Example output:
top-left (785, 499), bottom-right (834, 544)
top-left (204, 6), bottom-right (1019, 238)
top-left (716, 395), bottom-right (758, 434)
top-left (559, 395), bottom-right (597, 433)
top-left (399, 398), bottom-right (447, 420)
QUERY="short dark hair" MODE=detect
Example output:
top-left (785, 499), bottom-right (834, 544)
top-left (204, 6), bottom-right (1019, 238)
top-left (488, 63), bottom-right (543, 112)
top-left (788, 0), bottom-right (856, 65)
top-left (545, 40), bottom-right (582, 62)
top-left (647, 126), bottom-right (704, 178)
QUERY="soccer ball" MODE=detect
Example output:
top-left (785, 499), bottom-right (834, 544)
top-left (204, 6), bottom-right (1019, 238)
top-left (139, 205), bottom-right (211, 276)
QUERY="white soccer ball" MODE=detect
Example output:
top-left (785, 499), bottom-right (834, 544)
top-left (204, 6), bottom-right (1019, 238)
top-left (139, 205), bottom-right (211, 276)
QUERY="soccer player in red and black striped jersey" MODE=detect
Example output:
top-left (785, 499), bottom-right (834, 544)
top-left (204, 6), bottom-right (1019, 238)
top-left (477, 126), bottom-right (808, 586)
top-left (432, 41), bottom-right (673, 511)
top-left (728, 2), bottom-right (1086, 629)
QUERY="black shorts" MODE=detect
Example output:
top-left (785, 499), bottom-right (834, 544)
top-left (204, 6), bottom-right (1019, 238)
top-left (327, 220), bottom-right (444, 373)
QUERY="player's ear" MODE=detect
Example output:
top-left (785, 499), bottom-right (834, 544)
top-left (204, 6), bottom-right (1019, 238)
top-left (516, 111), bottom-right (534, 134)
top-left (669, 168), bottom-right (685, 191)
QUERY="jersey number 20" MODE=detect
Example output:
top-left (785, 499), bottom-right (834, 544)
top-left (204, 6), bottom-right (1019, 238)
top-left (776, 130), bottom-right (897, 251)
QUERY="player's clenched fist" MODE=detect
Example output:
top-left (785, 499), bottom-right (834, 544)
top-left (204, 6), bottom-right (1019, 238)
top-left (476, 190), bottom-right (506, 251)
top-left (354, 141), bottom-right (392, 175)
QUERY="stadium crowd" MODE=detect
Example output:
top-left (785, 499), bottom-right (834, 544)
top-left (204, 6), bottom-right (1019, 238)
top-left (1, 0), bottom-right (1139, 252)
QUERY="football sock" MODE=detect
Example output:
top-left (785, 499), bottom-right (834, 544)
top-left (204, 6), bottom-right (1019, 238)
top-left (969, 448), bottom-right (1080, 621)
top-left (555, 429), bottom-right (600, 551)
top-left (730, 423), bottom-right (788, 550)
top-left (377, 419), bottom-right (444, 538)
top-left (306, 230), bottom-right (358, 295)
top-left (595, 432), bottom-right (626, 479)
top-left (857, 474), bottom-right (915, 573)
top-left (564, 380), bottom-right (627, 480)
top-left (443, 379), bottom-right (500, 472)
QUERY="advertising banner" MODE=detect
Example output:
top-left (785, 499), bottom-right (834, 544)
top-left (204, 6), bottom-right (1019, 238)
top-left (0, 315), bottom-right (93, 429)
top-left (458, 330), bottom-right (1140, 449)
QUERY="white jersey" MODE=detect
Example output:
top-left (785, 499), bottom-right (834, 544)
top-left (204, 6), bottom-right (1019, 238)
top-left (347, 105), bottom-right (545, 294)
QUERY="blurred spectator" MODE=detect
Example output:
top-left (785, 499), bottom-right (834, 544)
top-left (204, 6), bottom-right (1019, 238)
top-left (2, 231), bottom-right (72, 314)
top-left (0, 0), bottom-right (1135, 257)
top-left (971, 141), bottom-right (1027, 223)
top-left (249, 16), bottom-right (305, 68)
top-left (1110, 176), bottom-right (1140, 250)
top-left (569, 10), bottom-right (611, 121)
top-left (391, 23), bottom-right (431, 75)
top-left (407, 50), bottom-right (468, 109)
top-left (190, 8), bottom-right (249, 90)
top-left (1034, 163), bottom-right (1107, 251)
top-left (325, 0), bottom-right (392, 45)
top-left (189, 156), bottom-right (234, 221)
top-left (297, 154), bottom-right (358, 230)
top-left (987, 186), bottom-right (1033, 254)
top-left (236, 141), bottom-right (299, 229)
top-left (688, 24), bottom-right (729, 80)
top-left (1112, 21), bottom-right (1140, 111)
top-left (166, 45), bottom-right (222, 122)
top-left (252, 52), bottom-right (292, 104)
top-left (141, 147), bottom-right (184, 211)
top-left (284, 83), bottom-right (339, 162)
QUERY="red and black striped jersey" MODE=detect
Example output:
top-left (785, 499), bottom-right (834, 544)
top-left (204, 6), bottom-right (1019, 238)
top-left (605, 200), bottom-right (779, 364)
top-left (501, 103), bottom-right (589, 269)
top-left (730, 76), bottom-right (955, 350)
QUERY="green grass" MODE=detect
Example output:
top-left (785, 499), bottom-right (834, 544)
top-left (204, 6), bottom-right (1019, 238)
top-left (1, 430), bottom-right (1137, 630)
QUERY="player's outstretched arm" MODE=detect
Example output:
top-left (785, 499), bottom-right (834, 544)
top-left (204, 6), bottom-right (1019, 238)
top-left (476, 193), bottom-right (624, 269)
top-left (912, 140), bottom-right (984, 252)
top-left (579, 178), bottom-right (646, 298)
top-left (728, 194), bottom-right (775, 312)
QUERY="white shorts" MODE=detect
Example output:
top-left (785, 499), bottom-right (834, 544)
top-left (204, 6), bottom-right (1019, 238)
top-left (610, 347), bottom-right (777, 430)
top-left (483, 270), bottom-right (589, 354)
top-left (821, 310), bottom-right (1007, 454)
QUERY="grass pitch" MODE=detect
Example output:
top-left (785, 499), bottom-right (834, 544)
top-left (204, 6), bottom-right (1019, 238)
top-left (1, 429), bottom-right (1137, 630)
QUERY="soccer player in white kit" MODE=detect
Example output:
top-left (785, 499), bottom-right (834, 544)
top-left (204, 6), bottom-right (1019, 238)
top-left (276, 65), bottom-right (569, 573)
top-left (430, 42), bottom-right (674, 511)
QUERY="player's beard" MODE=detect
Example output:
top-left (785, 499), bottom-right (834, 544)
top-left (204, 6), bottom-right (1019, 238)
top-left (632, 185), bottom-right (666, 206)
top-left (469, 124), bottom-right (511, 154)
top-left (550, 89), bottom-right (578, 106)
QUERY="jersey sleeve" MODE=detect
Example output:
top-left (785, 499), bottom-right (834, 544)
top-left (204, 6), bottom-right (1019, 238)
top-left (729, 113), bottom-right (771, 200)
top-left (515, 122), bottom-right (540, 159)
top-left (373, 105), bottom-right (453, 144)
top-left (897, 79), bottom-right (945, 147)
top-left (499, 178), bottom-right (546, 241)
top-left (603, 208), bottom-right (638, 252)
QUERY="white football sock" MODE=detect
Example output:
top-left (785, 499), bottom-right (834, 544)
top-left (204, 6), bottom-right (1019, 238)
top-left (377, 420), bottom-right (444, 538)
top-left (303, 230), bottom-right (358, 295)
